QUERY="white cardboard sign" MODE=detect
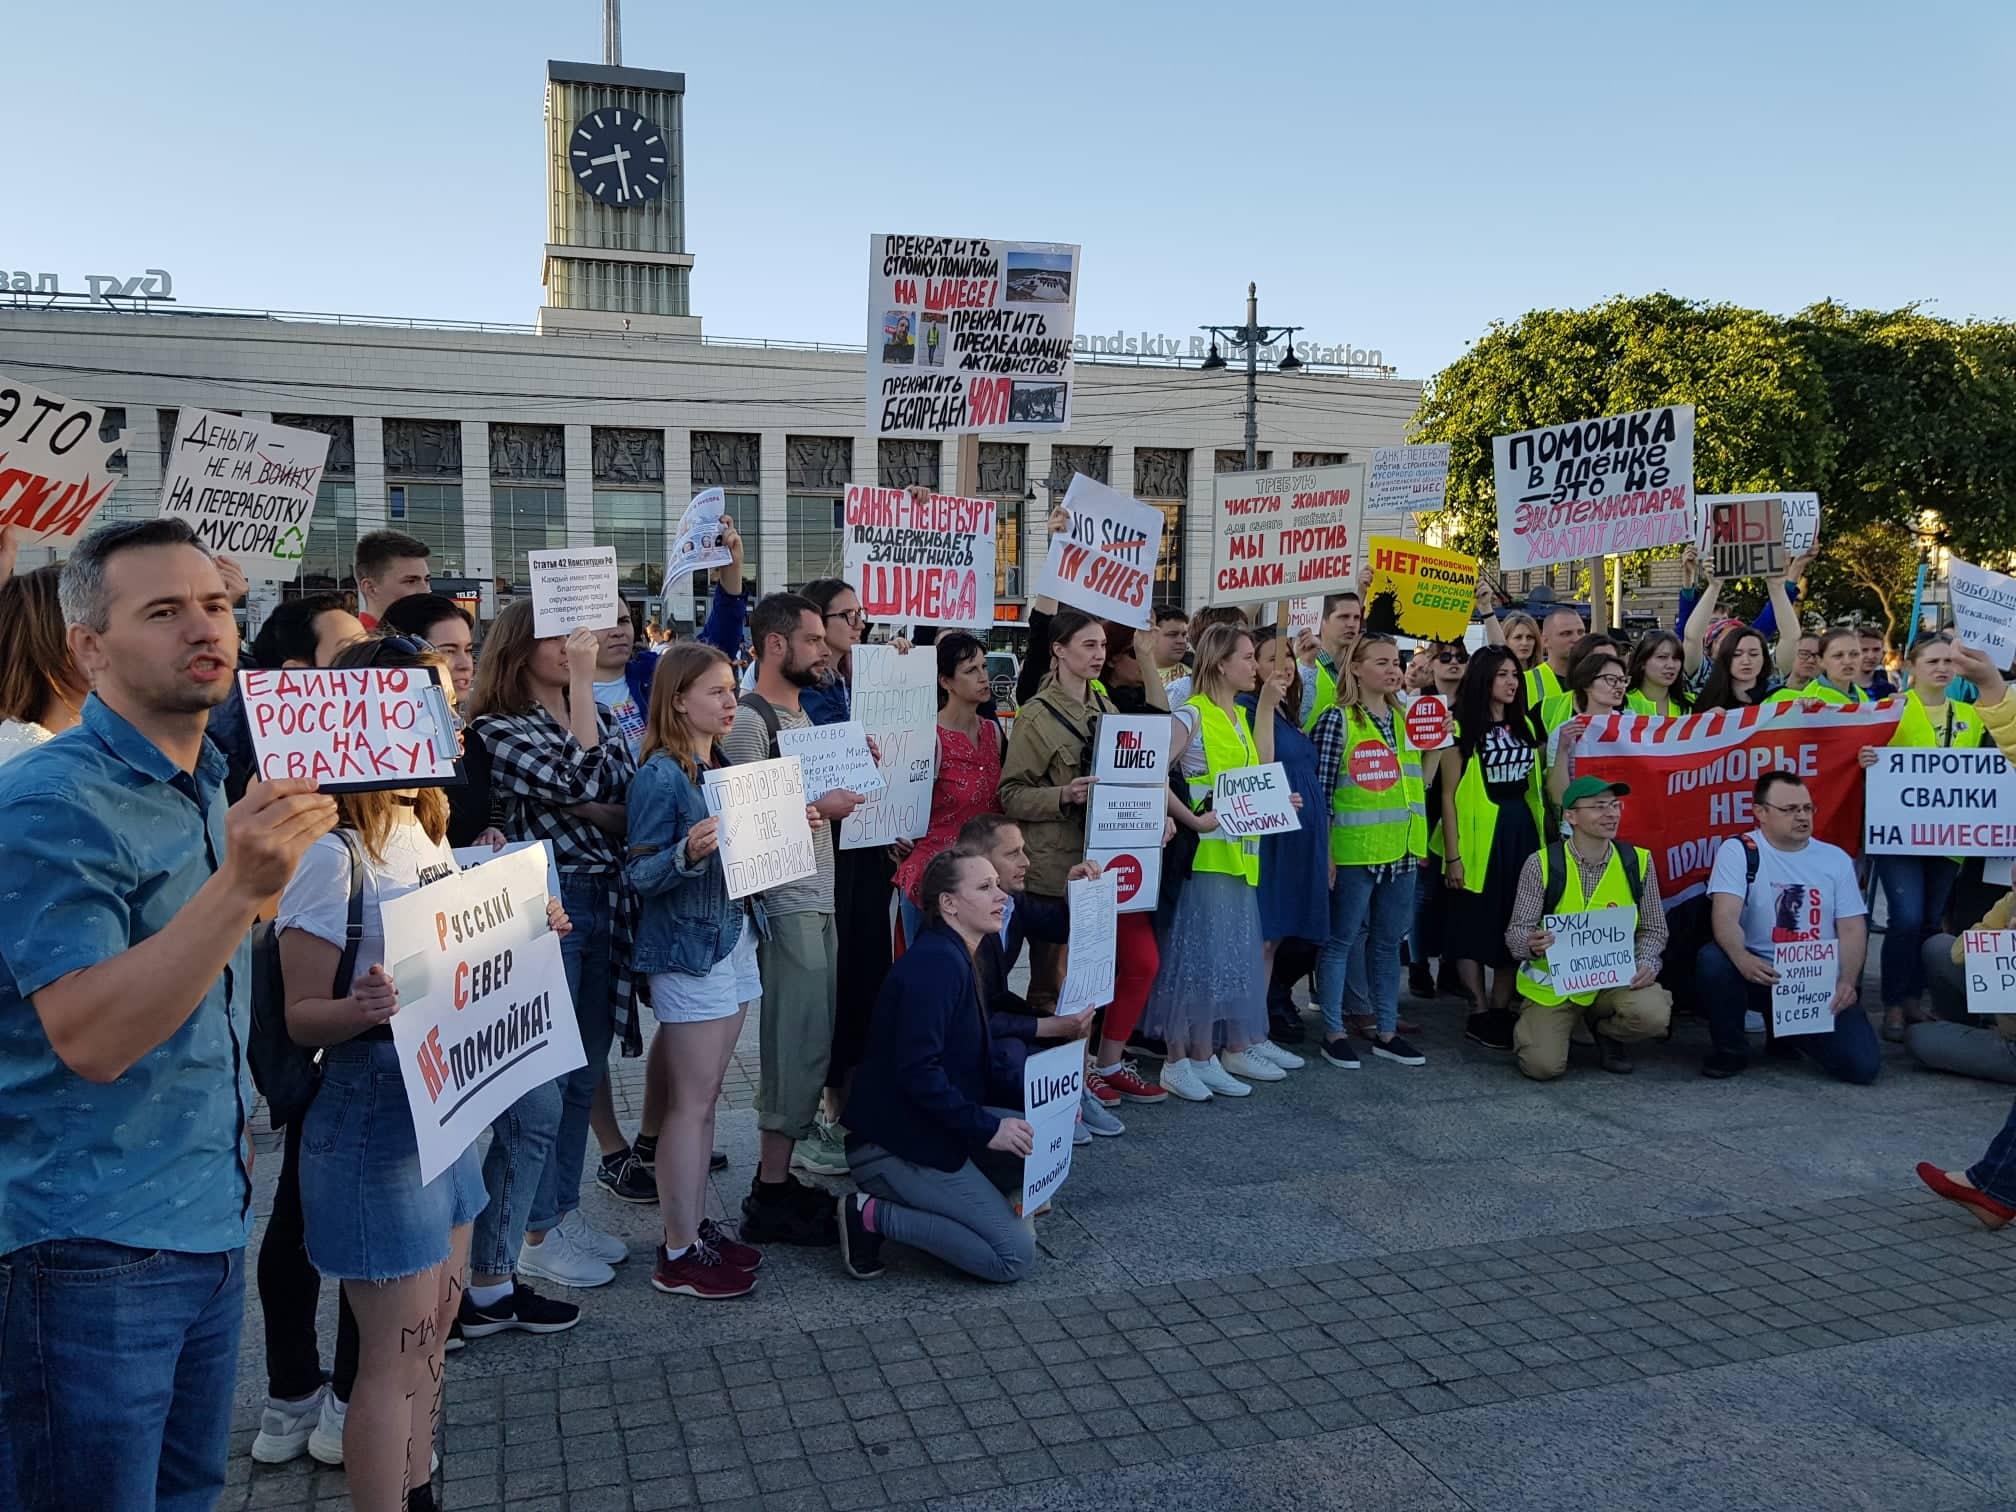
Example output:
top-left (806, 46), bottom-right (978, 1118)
top-left (1864, 747), bottom-right (2016, 856)
top-left (383, 845), bottom-right (582, 1183)
top-left (1492, 404), bottom-right (1695, 570)
top-left (157, 409), bottom-right (331, 581)
top-left (1019, 1041), bottom-right (1083, 1215)
top-left (1208, 463), bottom-right (1368, 605)
top-left (702, 756), bottom-right (818, 900)
top-left (1949, 558), bottom-right (2016, 669)
top-left (665, 487), bottom-right (732, 585)
top-left (528, 546), bottom-right (622, 638)
top-left (1057, 870), bottom-right (1119, 1018)
top-left (840, 645), bottom-right (938, 850)
top-left (451, 839), bottom-right (562, 901)
top-left (1771, 938), bottom-right (1839, 1037)
top-left (1212, 762), bottom-right (1302, 839)
top-left (1542, 906), bottom-right (1636, 996)
top-left (1962, 929), bottom-right (2016, 1014)
top-left (843, 484), bottom-right (997, 630)
top-left (1093, 714), bottom-right (1172, 784)
top-left (1368, 444), bottom-right (1451, 515)
top-left (776, 719), bottom-right (885, 801)
top-left (0, 374), bottom-right (123, 550)
top-left (1035, 473), bottom-right (1162, 629)
top-left (1084, 784), bottom-right (1164, 915)
top-left (238, 666), bottom-right (460, 792)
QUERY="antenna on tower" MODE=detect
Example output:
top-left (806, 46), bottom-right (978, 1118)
top-left (603, 0), bottom-right (622, 65)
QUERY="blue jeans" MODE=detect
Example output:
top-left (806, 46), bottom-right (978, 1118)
top-left (1695, 941), bottom-right (1882, 1084)
top-left (530, 875), bottom-right (617, 1233)
top-left (1970, 1096), bottom-right (2016, 1208)
top-left (469, 1076), bottom-right (562, 1278)
top-left (1874, 855), bottom-right (1957, 1008)
top-left (0, 1241), bottom-right (244, 1512)
top-left (1316, 866), bottom-right (1417, 1037)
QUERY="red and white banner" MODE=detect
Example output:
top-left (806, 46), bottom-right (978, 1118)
top-left (1572, 699), bottom-right (1903, 905)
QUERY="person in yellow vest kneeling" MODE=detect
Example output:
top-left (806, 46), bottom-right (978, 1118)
top-left (1504, 776), bottom-right (1674, 1080)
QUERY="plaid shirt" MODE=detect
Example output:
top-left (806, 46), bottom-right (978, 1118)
top-left (1311, 702), bottom-right (1409, 882)
top-left (473, 704), bottom-right (642, 1057)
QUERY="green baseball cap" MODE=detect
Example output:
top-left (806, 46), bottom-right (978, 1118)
top-left (1561, 776), bottom-right (1629, 808)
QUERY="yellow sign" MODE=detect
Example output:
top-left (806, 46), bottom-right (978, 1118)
top-left (1363, 535), bottom-right (1478, 642)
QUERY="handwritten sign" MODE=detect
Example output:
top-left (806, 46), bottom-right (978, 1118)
top-left (157, 409), bottom-right (330, 581)
top-left (1962, 929), bottom-right (2016, 1014)
top-left (528, 546), bottom-right (621, 638)
top-left (1093, 714), bottom-right (1171, 784)
top-left (1212, 762), bottom-right (1301, 839)
top-left (383, 845), bottom-right (582, 1183)
top-left (1035, 473), bottom-right (1162, 629)
top-left (1287, 596), bottom-right (1323, 642)
top-left (1363, 535), bottom-right (1478, 642)
top-left (0, 374), bottom-right (122, 549)
top-left (776, 719), bottom-right (885, 801)
top-left (1057, 870), bottom-right (1119, 1018)
top-left (843, 484), bottom-right (997, 630)
top-left (1019, 1041), bottom-right (1083, 1215)
top-left (1707, 495), bottom-right (1785, 581)
top-left (841, 645), bottom-right (938, 850)
top-left (867, 234), bottom-right (1080, 439)
top-left (1208, 463), bottom-right (1368, 605)
top-left (1542, 906), bottom-right (1636, 996)
top-left (703, 756), bottom-right (817, 900)
top-left (1771, 938), bottom-right (1839, 1037)
top-left (665, 487), bottom-right (731, 585)
top-left (1865, 747), bottom-right (2016, 855)
top-left (239, 665), bottom-right (460, 792)
top-left (1368, 444), bottom-right (1451, 515)
top-left (1492, 404), bottom-right (1695, 570)
top-left (1950, 558), bottom-right (2016, 669)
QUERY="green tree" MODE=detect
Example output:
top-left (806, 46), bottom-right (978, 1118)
top-left (1799, 520), bottom-right (1924, 643)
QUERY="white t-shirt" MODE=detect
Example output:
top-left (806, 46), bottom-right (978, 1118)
top-left (277, 818), bottom-right (460, 981)
top-left (593, 676), bottom-right (647, 758)
top-left (1707, 830), bottom-right (1865, 961)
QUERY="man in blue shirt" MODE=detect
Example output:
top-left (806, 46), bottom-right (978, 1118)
top-left (0, 519), bottom-right (335, 1512)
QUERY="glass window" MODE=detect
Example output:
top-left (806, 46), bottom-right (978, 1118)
top-left (594, 488), bottom-right (666, 596)
top-left (489, 484), bottom-right (566, 590)
top-left (977, 442), bottom-right (1026, 604)
top-left (1133, 448), bottom-right (1191, 604)
top-left (787, 494), bottom-right (844, 588)
top-left (298, 480), bottom-right (359, 591)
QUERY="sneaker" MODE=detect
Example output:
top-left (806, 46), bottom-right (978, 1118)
top-left (711, 1149), bottom-right (728, 1172)
top-left (1743, 1009), bottom-right (1767, 1035)
top-left (1079, 1091), bottom-right (1125, 1137)
top-left (1594, 1035), bottom-right (1634, 1074)
top-left (1320, 1036), bottom-right (1361, 1069)
top-left (652, 1241), bottom-right (756, 1299)
top-left (1701, 1049), bottom-right (1748, 1080)
top-left (517, 1223), bottom-right (617, 1290)
top-left (306, 1390), bottom-right (346, 1466)
top-left (741, 1177), bottom-right (838, 1246)
top-left (1074, 1115), bottom-right (1092, 1147)
top-left (596, 1149), bottom-right (657, 1204)
top-left (456, 1280), bottom-right (582, 1338)
top-left (445, 1318), bottom-right (464, 1354)
top-left (1373, 1035), bottom-right (1427, 1066)
top-left (252, 1385), bottom-right (326, 1464)
top-left (698, 1217), bottom-right (763, 1271)
top-left (1251, 1039), bottom-right (1305, 1071)
top-left (791, 1121), bottom-right (850, 1178)
top-left (1158, 1058), bottom-right (1213, 1102)
top-left (1196, 1055), bottom-right (1254, 1096)
top-left (1464, 1011), bottom-right (1516, 1051)
top-left (838, 1193), bottom-right (886, 1279)
top-left (1220, 1050), bottom-right (1285, 1082)
top-left (1096, 1059), bottom-right (1168, 1103)
top-left (1085, 1070), bottom-right (1124, 1108)
top-left (559, 1207), bottom-right (628, 1265)
top-left (1407, 963), bottom-right (1435, 998)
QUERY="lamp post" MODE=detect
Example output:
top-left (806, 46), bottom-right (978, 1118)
top-left (1199, 282), bottom-right (1303, 471)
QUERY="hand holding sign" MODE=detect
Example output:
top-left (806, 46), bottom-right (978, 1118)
top-left (990, 1119), bottom-right (1035, 1156)
top-left (351, 964), bottom-right (400, 1027)
top-left (223, 777), bottom-right (340, 905)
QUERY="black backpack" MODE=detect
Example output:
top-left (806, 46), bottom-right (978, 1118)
top-left (247, 832), bottom-right (366, 1131)
top-left (737, 690), bottom-right (784, 759)
top-left (1540, 840), bottom-right (1646, 917)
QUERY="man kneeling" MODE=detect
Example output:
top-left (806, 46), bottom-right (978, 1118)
top-left (1505, 777), bottom-right (1673, 1078)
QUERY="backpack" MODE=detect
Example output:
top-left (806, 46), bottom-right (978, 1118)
top-left (1540, 840), bottom-right (1645, 917)
top-left (737, 690), bottom-right (784, 760)
top-left (247, 831), bottom-right (366, 1131)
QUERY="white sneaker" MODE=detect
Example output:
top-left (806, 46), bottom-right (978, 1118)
top-left (519, 1223), bottom-right (617, 1289)
top-left (559, 1207), bottom-right (628, 1266)
top-left (1158, 1058), bottom-right (1214, 1102)
top-left (1220, 1050), bottom-right (1285, 1083)
top-left (252, 1385), bottom-right (325, 1464)
top-left (1197, 1056), bottom-right (1255, 1095)
top-left (306, 1390), bottom-right (346, 1467)
top-left (1251, 1039), bottom-right (1305, 1070)
top-left (1744, 1010), bottom-right (1766, 1034)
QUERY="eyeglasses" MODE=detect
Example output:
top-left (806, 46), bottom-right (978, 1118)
top-left (1435, 650), bottom-right (1469, 664)
top-left (824, 608), bottom-right (866, 629)
top-left (1593, 674), bottom-right (1628, 688)
top-left (1758, 801), bottom-right (1815, 817)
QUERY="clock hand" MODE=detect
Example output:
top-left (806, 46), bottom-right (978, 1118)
top-left (614, 145), bottom-right (631, 201)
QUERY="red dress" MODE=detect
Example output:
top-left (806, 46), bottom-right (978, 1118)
top-left (894, 719), bottom-right (1003, 902)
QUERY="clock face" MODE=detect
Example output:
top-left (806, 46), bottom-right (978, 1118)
top-left (568, 107), bottom-right (670, 207)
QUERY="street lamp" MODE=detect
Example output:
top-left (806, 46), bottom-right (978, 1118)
top-left (1198, 282), bottom-right (1303, 470)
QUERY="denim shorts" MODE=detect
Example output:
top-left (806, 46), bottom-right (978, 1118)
top-left (649, 918), bottom-right (760, 1024)
top-left (299, 1039), bottom-right (488, 1282)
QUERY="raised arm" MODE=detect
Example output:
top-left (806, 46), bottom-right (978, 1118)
top-left (1680, 548), bottom-right (1719, 676)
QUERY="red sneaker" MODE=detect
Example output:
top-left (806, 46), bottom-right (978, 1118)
top-left (1097, 1060), bottom-right (1168, 1104)
top-left (1915, 1162), bottom-right (2014, 1230)
top-left (698, 1218), bottom-right (763, 1271)
top-left (1085, 1071), bottom-right (1123, 1108)
top-left (652, 1242), bottom-right (756, 1299)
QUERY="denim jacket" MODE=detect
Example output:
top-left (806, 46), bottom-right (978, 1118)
top-left (625, 748), bottom-right (763, 975)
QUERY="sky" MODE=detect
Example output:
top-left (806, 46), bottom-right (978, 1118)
top-left (9, 0), bottom-right (2013, 379)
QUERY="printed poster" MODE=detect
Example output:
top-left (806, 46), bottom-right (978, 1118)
top-left (1492, 404), bottom-right (1696, 570)
top-left (1362, 535), bottom-right (1478, 642)
top-left (1084, 784), bottom-right (1164, 914)
top-left (0, 374), bottom-right (123, 549)
top-left (1056, 870), bottom-right (1119, 1017)
top-left (665, 487), bottom-right (732, 585)
top-left (1035, 473), bottom-right (1162, 629)
top-left (528, 546), bottom-right (621, 638)
top-left (1208, 463), bottom-right (1367, 605)
top-left (157, 409), bottom-right (331, 581)
top-left (842, 484), bottom-right (997, 630)
top-left (1706, 496), bottom-right (1786, 581)
top-left (1019, 1042), bottom-right (1083, 1215)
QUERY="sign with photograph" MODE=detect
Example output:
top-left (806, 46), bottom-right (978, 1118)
top-left (1035, 473), bottom-right (1162, 629)
top-left (0, 374), bottom-right (123, 549)
top-left (702, 756), bottom-right (818, 900)
top-left (1207, 463), bottom-right (1367, 605)
top-left (665, 487), bottom-right (732, 585)
top-left (1492, 404), bottom-right (1696, 570)
top-left (528, 546), bottom-right (622, 638)
top-left (239, 665), bottom-right (461, 792)
top-left (842, 484), bottom-right (997, 630)
top-left (157, 409), bottom-right (330, 581)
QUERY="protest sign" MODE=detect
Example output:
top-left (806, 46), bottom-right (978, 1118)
top-left (1771, 938), bottom-right (1839, 1037)
top-left (383, 845), bottom-right (581, 1182)
top-left (1962, 930), bottom-right (2016, 1013)
top-left (1706, 495), bottom-right (1786, 580)
top-left (776, 719), bottom-right (885, 801)
top-left (664, 487), bottom-right (731, 585)
top-left (1368, 444), bottom-right (1451, 515)
top-left (841, 645), bottom-right (937, 850)
top-left (1362, 536), bottom-right (1478, 642)
top-left (243, 578), bottom-right (282, 640)
top-left (1697, 492), bottom-right (1820, 559)
top-left (1989, 857), bottom-right (2015, 888)
top-left (843, 484), bottom-right (996, 630)
top-left (1084, 785), bottom-right (1164, 913)
top-left (451, 839), bottom-right (561, 900)
top-left (1093, 714), bottom-right (1171, 784)
top-left (1208, 463), bottom-right (1367, 605)
top-left (702, 756), bottom-right (817, 899)
top-left (239, 665), bottom-right (461, 792)
top-left (1036, 473), bottom-right (1162, 628)
top-left (1212, 763), bottom-right (1302, 839)
top-left (1057, 870), bottom-right (1119, 1018)
top-left (867, 234), bottom-right (1079, 439)
top-left (1864, 747), bottom-right (2016, 855)
top-left (1571, 700), bottom-right (1902, 905)
top-left (528, 546), bottom-right (621, 638)
top-left (1287, 596), bottom-right (1323, 642)
top-left (1404, 692), bottom-right (1454, 751)
top-left (1019, 1042), bottom-right (1083, 1216)
top-left (1542, 906), bottom-right (1637, 996)
top-left (157, 409), bottom-right (330, 581)
top-left (0, 374), bottom-right (122, 549)
top-left (1949, 558), bottom-right (2016, 668)
top-left (1492, 404), bottom-right (1695, 570)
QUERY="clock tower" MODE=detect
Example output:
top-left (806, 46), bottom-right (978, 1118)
top-left (540, 59), bottom-right (699, 338)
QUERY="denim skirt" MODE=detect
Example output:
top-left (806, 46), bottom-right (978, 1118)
top-left (300, 1039), bottom-right (488, 1282)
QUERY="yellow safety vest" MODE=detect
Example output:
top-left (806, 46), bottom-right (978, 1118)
top-left (1446, 723), bottom-right (1545, 895)
top-left (1330, 704), bottom-right (1427, 867)
top-left (1625, 688), bottom-right (1685, 717)
top-left (1768, 678), bottom-right (1854, 705)
top-left (1184, 694), bottom-right (1261, 885)
top-left (1303, 659), bottom-right (1338, 733)
top-left (1524, 663), bottom-right (1564, 710)
top-left (1515, 843), bottom-right (1648, 1007)
top-left (1540, 690), bottom-right (1577, 735)
top-left (1891, 689), bottom-right (1982, 749)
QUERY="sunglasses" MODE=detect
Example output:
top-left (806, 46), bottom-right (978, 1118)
top-left (1435, 650), bottom-right (1469, 664)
